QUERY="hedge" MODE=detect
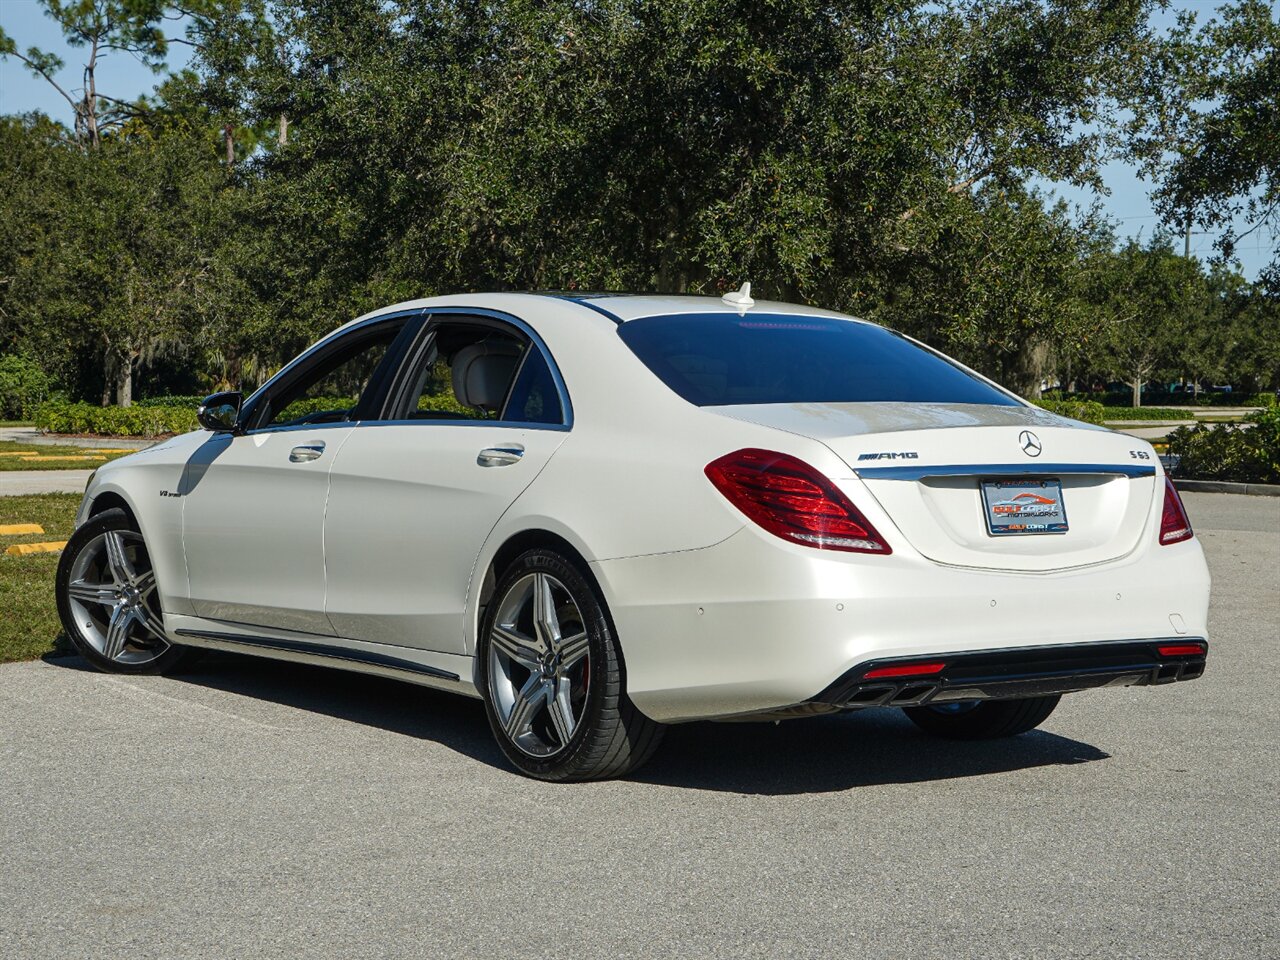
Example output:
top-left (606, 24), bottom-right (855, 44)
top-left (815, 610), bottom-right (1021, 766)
top-left (1033, 398), bottom-right (1106, 425)
top-left (35, 401), bottom-right (198, 438)
top-left (35, 391), bottom-right (485, 438)
top-left (1167, 408), bottom-right (1280, 484)
top-left (1099, 407), bottom-right (1196, 421)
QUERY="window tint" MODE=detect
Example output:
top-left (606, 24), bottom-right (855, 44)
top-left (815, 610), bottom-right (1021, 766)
top-left (617, 313), bottom-right (1019, 407)
top-left (504, 346), bottom-right (564, 424)
top-left (262, 323), bottom-right (403, 428)
top-left (400, 323), bottom-right (525, 421)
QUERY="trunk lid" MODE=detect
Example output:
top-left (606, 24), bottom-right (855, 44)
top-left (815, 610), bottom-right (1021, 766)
top-left (712, 402), bottom-right (1157, 572)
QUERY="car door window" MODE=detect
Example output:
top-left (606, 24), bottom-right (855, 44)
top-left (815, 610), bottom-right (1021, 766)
top-left (398, 322), bottom-right (524, 421)
top-left (395, 320), bottom-right (566, 425)
top-left (502, 342), bottom-right (564, 425)
top-left (256, 322), bottom-right (405, 430)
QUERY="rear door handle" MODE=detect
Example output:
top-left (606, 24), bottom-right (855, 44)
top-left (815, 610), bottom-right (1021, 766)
top-left (477, 444), bottom-right (525, 467)
top-left (289, 442), bottom-right (326, 463)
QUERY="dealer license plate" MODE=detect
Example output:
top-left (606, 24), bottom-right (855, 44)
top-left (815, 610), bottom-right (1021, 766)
top-left (980, 478), bottom-right (1068, 536)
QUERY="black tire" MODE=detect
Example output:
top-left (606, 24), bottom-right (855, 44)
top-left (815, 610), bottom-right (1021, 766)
top-left (903, 695), bottom-right (1060, 740)
top-left (55, 508), bottom-right (199, 676)
top-left (477, 548), bottom-right (664, 781)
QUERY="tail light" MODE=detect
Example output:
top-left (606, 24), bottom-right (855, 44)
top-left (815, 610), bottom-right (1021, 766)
top-left (1159, 477), bottom-right (1194, 545)
top-left (704, 448), bottom-right (891, 554)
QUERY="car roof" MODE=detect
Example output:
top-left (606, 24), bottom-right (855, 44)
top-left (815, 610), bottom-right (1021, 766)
top-left (544, 292), bottom-right (859, 324)
top-left (341, 291), bottom-right (866, 336)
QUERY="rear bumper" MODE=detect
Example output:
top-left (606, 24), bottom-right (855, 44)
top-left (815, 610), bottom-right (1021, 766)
top-left (592, 522), bottom-right (1211, 723)
top-left (811, 639), bottom-right (1208, 710)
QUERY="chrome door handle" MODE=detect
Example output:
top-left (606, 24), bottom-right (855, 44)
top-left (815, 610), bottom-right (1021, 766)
top-left (289, 442), bottom-right (326, 463)
top-left (477, 444), bottom-right (525, 467)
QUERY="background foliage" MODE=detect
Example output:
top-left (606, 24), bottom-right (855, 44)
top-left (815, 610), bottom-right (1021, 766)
top-left (1, 0), bottom-right (1276, 409)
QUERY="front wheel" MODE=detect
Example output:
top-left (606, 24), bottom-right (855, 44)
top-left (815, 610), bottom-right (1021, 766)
top-left (477, 549), bottom-right (663, 781)
top-left (55, 508), bottom-right (197, 675)
top-left (903, 696), bottom-right (1060, 740)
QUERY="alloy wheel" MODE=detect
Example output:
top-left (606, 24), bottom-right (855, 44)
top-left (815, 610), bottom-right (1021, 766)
top-left (487, 571), bottom-right (592, 757)
top-left (65, 530), bottom-right (168, 665)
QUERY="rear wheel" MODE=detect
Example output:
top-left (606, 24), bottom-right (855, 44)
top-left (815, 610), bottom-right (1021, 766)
top-left (903, 695), bottom-right (1060, 740)
top-left (477, 549), bottom-right (663, 781)
top-left (55, 508), bottom-right (197, 675)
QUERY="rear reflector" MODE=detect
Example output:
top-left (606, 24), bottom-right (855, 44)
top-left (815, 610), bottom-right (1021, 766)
top-left (705, 448), bottom-right (891, 553)
top-left (863, 661), bottom-right (947, 679)
top-left (1157, 643), bottom-right (1206, 657)
top-left (1159, 477), bottom-right (1194, 545)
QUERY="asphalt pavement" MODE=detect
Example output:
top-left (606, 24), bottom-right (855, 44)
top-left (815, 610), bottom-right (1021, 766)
top-left (0, 469), bottom-right (95, 496)
top-left (0, 493), bottom-right (1276, 959)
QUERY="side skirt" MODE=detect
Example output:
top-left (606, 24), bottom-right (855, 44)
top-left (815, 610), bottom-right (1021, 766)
top-left (165, 614), bottom-right (480, 699)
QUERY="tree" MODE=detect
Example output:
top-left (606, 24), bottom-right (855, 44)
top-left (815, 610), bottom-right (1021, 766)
top-left (1099, 239), bottom-right (1208, 406)
top-left (1126, 0), bottom-right (1279, 274)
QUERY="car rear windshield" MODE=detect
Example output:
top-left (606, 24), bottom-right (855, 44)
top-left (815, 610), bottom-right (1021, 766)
top-left (617, 313), bottom-right (1020, 407)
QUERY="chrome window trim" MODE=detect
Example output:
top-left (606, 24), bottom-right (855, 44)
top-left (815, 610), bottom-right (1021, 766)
top-left (349, 418), bottom-right (572, 434)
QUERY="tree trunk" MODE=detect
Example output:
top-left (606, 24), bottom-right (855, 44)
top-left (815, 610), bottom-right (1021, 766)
top-left (1131, 378), bottom-right (1142, 408)
top-left (115, 357), bottom-right (133, 408)
top-left (101, 347), bottom-right (114, 406)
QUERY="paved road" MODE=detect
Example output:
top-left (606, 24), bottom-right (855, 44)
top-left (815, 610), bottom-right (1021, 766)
top-left (0, 469), bottom-right (95, 496)
top-left (1, 493), bottom-right (1276, 959)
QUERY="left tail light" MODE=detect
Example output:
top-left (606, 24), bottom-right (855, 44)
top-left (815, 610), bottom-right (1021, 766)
top-left (1159, 477), bottom-right (1194, 545)
top-left (704, 448), bottom-right (891, 554)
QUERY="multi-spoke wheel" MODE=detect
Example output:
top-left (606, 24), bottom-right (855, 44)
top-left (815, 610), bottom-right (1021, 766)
top-left (478, 549), bottom-right (663, 781)
top-left (55, 508), bottom-right (197, 675)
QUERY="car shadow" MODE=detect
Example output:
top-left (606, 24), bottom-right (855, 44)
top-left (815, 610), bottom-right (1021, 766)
top-left (42, 651), bottom-right (1110, 794)
top-left (634, 710), bottom-right (1110, 795)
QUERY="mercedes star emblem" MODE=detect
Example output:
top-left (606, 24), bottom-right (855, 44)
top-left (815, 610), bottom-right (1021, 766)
top-left (1018, 430), bottom-right (1042, 457)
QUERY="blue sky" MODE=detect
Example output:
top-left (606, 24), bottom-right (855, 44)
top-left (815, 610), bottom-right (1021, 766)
top-left (1, 0), bottom-right (1271, 279)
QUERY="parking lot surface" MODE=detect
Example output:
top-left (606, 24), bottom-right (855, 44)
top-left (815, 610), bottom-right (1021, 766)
top-left (1, 493), bottom-right (1276, 959)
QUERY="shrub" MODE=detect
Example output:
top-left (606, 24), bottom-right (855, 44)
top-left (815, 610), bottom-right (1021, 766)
top-left (1099, 407), bottom-right (1194, 421)
top-left (135, 394), bottom-right (206, 409)
top-left (1034, 398), bottom-right (1106, 425)
top-left (1167, 408), bottom-right (1280, 484)
top-left (35, 401), bottom-right (199, 438)
top-left (0, 354), bottom-right (53, 420)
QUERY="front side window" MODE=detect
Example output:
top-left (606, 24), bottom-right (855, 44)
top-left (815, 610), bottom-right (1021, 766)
top-left (617, 313), bottom-right (1020, 407)
top-left (259, 322), bottom-right (404, 429)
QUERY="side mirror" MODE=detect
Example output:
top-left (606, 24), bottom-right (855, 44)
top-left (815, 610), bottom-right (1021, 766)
top-left (198, 391), bottom-right (243, 433)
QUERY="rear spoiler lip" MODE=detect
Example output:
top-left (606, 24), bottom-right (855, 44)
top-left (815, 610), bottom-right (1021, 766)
top-left (855, 462), bottom-right (1157, 481)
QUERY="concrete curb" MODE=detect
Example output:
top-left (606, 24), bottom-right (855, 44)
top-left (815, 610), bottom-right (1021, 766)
top-left (1174, 479), bottom-right (1280, 497)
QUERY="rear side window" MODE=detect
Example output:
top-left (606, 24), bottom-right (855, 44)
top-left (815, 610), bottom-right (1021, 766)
top-left (617, 313), bottom-right (1019, 407)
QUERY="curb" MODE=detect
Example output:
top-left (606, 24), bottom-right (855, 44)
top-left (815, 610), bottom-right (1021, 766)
top-left (1173, 479), bottom-right (1280, 497)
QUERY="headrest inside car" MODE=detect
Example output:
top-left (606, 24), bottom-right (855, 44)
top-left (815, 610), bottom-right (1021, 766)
top-left (451, 340), bottom-right (522, 413)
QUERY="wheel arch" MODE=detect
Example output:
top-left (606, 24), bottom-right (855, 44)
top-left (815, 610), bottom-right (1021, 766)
top-left (470, 526), bottom-right (612, 661)
top-left (87, 490), bottom-right (138, 526)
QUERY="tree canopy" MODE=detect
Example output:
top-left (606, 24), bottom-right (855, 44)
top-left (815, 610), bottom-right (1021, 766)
top-left (1, 0), bottom-right (1275, 405)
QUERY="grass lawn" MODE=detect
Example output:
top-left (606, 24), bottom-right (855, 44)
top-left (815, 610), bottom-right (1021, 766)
top-left (0, 494), bottom-right (79, 664)
top-left (0, 439), bottom-right (133, 471)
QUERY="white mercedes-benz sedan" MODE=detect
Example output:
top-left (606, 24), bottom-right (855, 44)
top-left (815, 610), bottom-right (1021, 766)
top-left (56, 289), bottom-right (1210, 780)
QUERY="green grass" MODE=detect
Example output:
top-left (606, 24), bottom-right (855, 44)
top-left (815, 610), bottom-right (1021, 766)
top-left (0, 439), bottom-right (133, 471)
top-left (0, 420), bottom-right (35, 427)
top-left (0, 494), bottom-right (79, 664)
